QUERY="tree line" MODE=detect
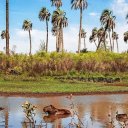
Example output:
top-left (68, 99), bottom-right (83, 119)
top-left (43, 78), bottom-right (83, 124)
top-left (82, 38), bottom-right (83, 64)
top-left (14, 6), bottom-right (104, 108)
top-left (1, 0), bottom-right (128, 56)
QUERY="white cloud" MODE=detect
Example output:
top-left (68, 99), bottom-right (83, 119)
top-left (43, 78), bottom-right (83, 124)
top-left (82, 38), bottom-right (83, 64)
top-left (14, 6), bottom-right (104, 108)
top-left (110, 0), bottom-right (128, 52)
top-left (89, 12), bottom-right (99, 17)
top-left (0, 25), bottom-right (97, 54)
top-left (0, 25), bottom-right (127, 54)
top-left (111, 0), bottom-right (128, 18)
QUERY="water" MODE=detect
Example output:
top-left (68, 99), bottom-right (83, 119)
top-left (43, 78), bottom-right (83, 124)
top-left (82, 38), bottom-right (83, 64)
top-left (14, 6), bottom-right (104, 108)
top-left (0, 94), bottom-right (128, 128)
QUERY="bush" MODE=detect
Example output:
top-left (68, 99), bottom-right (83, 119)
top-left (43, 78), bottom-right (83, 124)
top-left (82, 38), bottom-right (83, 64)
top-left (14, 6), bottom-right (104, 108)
top-left (0, 51), bottom-right (127, 76)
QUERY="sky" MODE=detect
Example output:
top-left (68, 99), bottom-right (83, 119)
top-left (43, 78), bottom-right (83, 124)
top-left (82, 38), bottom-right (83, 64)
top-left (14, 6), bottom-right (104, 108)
top-left (0, 0), bottom-right (128, 54)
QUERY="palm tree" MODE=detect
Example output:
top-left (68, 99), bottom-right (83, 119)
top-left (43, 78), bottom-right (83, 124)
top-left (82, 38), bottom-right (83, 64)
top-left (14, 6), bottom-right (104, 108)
top-left (126, 13), bottom-right (128, 23)
top-left (89, 27), bottom-right (98, 49)
top-left (81, 28), bottom-right (86, 49)
top-left (1, 30), bottom-right (6, 39)
top-left (112, 31), bottom-right (119, 52)
top-left (97, 27), bottom-right (107, 50)
top-left (22, 20), bottom-right (32, 55)
top-left (39, 7), bottom-right (51, 52)
top-left (52, 25), bottom-right (59, 51)
top-left (52, 8), bottom-right (68, 52)
top-left (6, 0), bottom-right (9, 55)
top-left (124, 31), bottom-right (128, 43)
top-left (99, 9), bottom-right (116, 51)
top-left (51, 0), bottom-right (62, 8)
top-left (71, 0), bottom-right (88, 53)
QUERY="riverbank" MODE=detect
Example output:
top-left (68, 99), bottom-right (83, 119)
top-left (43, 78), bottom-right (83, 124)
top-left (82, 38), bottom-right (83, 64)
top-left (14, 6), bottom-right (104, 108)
top-left (0, 76), bottom-right (128, 97)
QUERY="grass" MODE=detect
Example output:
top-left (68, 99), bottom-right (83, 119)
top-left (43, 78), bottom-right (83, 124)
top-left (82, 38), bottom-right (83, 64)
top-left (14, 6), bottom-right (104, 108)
top-left (0, 76), bottom-right (128, 94)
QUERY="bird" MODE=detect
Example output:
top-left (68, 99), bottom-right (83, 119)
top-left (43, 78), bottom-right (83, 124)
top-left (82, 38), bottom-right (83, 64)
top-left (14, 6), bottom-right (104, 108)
top-left (116, 111), bottom-right (128, 122)
top-left (66, 94), bottom-right (73, 100)
top-left (0, 107), bottom-right (4, 111)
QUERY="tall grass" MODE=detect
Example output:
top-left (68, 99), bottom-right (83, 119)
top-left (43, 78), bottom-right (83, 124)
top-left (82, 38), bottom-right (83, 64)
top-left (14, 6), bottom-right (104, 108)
top-left (0, 51), bottom-right (128, 76)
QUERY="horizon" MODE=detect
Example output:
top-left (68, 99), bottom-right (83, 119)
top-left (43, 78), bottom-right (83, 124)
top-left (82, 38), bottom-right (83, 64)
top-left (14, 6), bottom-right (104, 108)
top-left (0, 0), bottom-right (128, 54)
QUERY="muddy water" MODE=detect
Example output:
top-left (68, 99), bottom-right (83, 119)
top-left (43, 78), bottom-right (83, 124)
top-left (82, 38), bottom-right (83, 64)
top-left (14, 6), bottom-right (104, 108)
top-left (0, 94), bottom-right (128, 128)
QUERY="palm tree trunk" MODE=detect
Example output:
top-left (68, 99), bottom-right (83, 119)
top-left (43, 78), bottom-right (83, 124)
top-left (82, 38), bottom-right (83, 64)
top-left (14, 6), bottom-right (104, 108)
top-left (56, 31), bottom-right (59, 52)
top-left (61, 27), bottom-right (64, 52)
top-left (56, 34), bottom-right (58, 52)
top-left (94, 41), bottom-right (98, 49)
top-left (29, 30), bottom-right (32, 55)
top-left (58, 29), bottom-right (61, 52)
top-left (46, 20), bottom-right (48, 53)
top-left (116, 39), bottom-right (119, 53)
top-left (84, 38), bottom-right (86, 49)
top-left (78, 8), bottom-right (82, 53)
top-left (108, 31), bottom-right (112, 52)
top-left (97, 32), bottom-right (106, 51)
top-left (112, 39), bottom-right (114, 52)
top-left (97, 38), bottom-right (101, 50)
top-left (6, 0), bottom-right (9, 56)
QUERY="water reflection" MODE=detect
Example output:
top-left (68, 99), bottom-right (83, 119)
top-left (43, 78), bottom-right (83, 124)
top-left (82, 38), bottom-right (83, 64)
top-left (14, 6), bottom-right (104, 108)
top-left (0, 94), bottom-right (128, 127)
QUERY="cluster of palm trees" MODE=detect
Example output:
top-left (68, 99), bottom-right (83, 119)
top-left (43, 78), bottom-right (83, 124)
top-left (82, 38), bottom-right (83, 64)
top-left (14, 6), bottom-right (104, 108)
top-left (89, 10), bottom-right (119, 52)
top-left (0, 0), bottom-right (128, 55)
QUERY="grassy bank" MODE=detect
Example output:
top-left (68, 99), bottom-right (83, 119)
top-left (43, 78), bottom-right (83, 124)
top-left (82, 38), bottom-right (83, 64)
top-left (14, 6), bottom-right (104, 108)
top-left (0, 76), bottom-right (128, 94)
top-left (0, 51), bottom-right (128, 94)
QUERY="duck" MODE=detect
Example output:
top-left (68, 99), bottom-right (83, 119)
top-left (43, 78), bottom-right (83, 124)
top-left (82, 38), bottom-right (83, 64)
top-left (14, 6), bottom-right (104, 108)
top-left (0, 107), bottom-right (4, 111)
top-left (116, 111), bottom-right (128, 122)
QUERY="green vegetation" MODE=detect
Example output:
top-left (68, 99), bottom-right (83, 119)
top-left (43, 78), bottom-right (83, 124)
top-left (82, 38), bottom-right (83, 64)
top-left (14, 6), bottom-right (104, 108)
top-left (0, 76), bottom-right (128, 93)
top-left (0, 50), bottom-right (128, 94)
top-left (0, 51), bottom-right (128, 76)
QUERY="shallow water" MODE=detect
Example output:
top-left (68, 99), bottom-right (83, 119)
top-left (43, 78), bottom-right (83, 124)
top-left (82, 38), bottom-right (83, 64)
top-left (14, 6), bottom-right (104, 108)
top-left (0, 94), bottom-right (128, 128)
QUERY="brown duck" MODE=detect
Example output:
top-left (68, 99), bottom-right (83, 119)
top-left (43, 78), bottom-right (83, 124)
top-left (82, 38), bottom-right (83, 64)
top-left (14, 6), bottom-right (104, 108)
top-left (116, 111), bottom-right (128, 122)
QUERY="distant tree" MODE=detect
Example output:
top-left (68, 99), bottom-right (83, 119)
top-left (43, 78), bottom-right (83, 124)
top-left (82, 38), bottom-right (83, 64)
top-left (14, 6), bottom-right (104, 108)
top-left (71, 0), bottom-right (88, 53)
top-left (81, 28), bottom-right (86, 49)
top-left (52, 8), bottom-right (68, 52)
top-left (52, 25), bottom-right (59, 51)
top-left (1, 30), bottom-right (6, 39)
top-left (97, 27), bottom-right (107, 50)
top-left (39, 7), bottom-right (51, 52)
top-left (112, 31), bottom-right (119, 52)
top-left (22, 20), bottom-right (32, 55)
top-left (50, 0), bottom-right (62, 8)
top-left (98, 9), bottom-right (116, 52)
top-left (124, 31), bottom-right (128, 43)
top-left (39, 40), bottom-right (46, 52)
top-left (89, 27), bottom-right (98, 49)
top-left (126, 13), bottom-right (128, 23)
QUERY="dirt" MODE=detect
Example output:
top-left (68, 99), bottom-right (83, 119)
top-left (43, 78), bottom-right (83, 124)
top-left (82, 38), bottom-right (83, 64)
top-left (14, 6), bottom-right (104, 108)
top-left (0, 91), bottom-right (128, 98)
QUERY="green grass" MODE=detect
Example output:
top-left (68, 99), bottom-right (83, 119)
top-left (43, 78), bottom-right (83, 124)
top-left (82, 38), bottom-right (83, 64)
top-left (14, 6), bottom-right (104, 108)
top-left (0, 76), bottom-right (128, 93)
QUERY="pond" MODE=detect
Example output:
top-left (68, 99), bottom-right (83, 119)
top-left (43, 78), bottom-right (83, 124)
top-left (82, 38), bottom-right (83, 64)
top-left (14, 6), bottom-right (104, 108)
top-left (0, 94), bottom-right (128, 128)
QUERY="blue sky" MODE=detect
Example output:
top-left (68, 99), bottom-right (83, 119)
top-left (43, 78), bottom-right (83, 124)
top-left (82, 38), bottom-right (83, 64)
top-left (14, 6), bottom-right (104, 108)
top-left (0, 0), bottom-right (128, 53)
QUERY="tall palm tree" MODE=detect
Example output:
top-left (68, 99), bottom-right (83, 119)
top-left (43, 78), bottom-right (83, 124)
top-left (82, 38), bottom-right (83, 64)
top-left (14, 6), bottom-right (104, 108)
top-left (52, 8), bottom-right (68, 52)
top-left (39, 7), bottom-right (51, 52)
top-left (6, 0), bottom-right (9, 55)
top-left (98, 9), bottom-right (116, 51)
top-left (1, 30), bottom-right (6, 39)
top-left (71, 0), bottom-right (88, 53)
top-left (51, 0), bottom-right (62, 8)
top-left (81, 28), bottom-right (86, 49)
top-left (22, 20), bottom-right (32, 55)
top-left (112, 31), bottom-right (119, 52)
